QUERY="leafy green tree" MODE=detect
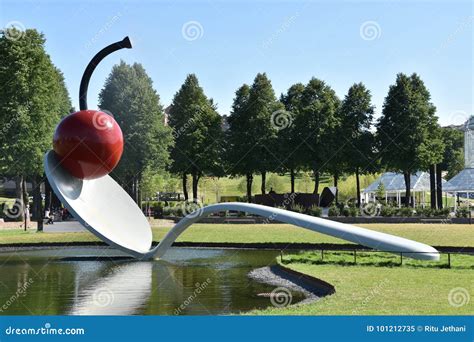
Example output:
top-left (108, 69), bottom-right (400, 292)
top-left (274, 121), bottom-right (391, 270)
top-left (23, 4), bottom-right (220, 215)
top-left (296, 78), bottom-right (340, 194)
top-left (0, 28), bottom-right (71, 230)
top-left (99, 61), bottom-right (173, 205)
top-left (376, 73), bottom-right (440, 207)
top-left (376, 182), bottom-right (386, 202)
top-left (339, 83), bottom-right (375, 207)
top-left (168, 74), bottom-right (223, 201)
top-left (417, 125), bottom-right (445, 208)
top-left (440, 127), bottom-right (464, 179)
top-left (279, 83), bottom-right (305, 193)
top-left (246, 73), bottom-right (283, 194)
top-left (226, 84), bottom-right (255, 201)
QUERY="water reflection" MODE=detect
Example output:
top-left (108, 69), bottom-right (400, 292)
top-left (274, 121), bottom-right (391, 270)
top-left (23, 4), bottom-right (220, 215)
top-left (69, 262), bottom-right (152, 315)
top-left (0, 247), bottom-right (305, 315)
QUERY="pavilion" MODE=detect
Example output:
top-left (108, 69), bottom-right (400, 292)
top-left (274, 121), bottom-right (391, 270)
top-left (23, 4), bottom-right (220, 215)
top-left (362, 171), bottom-right (448, 207)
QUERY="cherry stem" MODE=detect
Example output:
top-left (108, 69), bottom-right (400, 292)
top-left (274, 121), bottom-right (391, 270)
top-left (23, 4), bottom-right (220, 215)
top-left (79, 36), bottom-right (132, 111)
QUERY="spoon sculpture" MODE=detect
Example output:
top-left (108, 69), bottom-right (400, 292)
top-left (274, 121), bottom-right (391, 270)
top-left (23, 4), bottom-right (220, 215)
top-left (45, 37), bottom-right (440, 261)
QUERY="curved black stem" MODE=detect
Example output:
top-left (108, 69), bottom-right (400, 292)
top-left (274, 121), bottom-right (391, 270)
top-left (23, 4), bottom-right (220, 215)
top-left (79, 36), bottom-right (132, 110)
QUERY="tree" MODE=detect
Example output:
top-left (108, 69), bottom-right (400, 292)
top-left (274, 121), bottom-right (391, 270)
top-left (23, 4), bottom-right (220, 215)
top-left (339, 83), bottom-right (375, 207)
top-left (0, 28), bottom-right (71, 230)
top-left (279, 83), bottom-right (305, 193)
top-left (376, 73), bottom-right (440, 207)
top-left (417, 125), bottom-right (445, 208)
top-left (168, 74), bottom-right (223, 201)
top-left (99, 61), bottom-right (172, 206)
top-left (440, 127), bottom-right (464, 179)
top-left (226, 84), bottom-right (255, 201)
top-left (296, 78), bottom-right (340, 194)
top-left (246, 73), bottom-right (283, 194)
top-left (376, 182), bottom-right (386, 202)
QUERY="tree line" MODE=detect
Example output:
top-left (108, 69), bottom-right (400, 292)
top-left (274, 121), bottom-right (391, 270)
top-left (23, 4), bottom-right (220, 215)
top-left (170, 72), bottom-right (463, 209)
top-left (0, 28), bottom-right (464, 232)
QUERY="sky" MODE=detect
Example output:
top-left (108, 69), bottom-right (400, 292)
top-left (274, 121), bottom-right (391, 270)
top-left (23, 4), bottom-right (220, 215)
top-left (0, 0), bottom-right (472, 126)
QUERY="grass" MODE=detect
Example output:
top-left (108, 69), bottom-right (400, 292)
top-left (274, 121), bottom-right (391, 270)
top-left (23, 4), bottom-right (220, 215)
top-left (148, 223), bottom-right (474, 247)
top-left (186, 172), bottom-right (379, 204)
top-left (249, 254), bottom-right (474, 315)
top-left (282, 250), bottom-right (474, 269)
top-left (0, 222), bottom-right (473, 247)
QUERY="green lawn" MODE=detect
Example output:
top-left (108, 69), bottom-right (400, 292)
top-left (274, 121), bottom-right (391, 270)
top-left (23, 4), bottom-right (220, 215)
top-left (188, 172), bottom-right (378, 204)
top-left (0, 222), bottom-right (473, 247)
top-left (149, 223), bottom-right (474, 247)
top-left (249, 255), bottom-right (474, 315)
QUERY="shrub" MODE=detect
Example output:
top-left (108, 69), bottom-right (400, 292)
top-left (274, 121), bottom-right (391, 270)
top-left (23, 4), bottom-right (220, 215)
top-left (455, 206), bottom-right (470, 218)
top-left (289, 203), bottom-right (305, 214)
top-left (174, 206), bottom-right (184, 217)
top-left (308, 205), bottom-right (322, 217)
top-left (152, 204), bottom-right (164, 218)
top-left (341, 207), bottom-right (351, 217)
top-left (348, 206), bottom-right (358, 217)
top-left (328, 205), bottom-right (340, 217)
top-left (162, 206), bottom-right (172, 216)
top-left (398, 207), bottom-right (414, 217)
top-left (417, 207), bottom-right (432, 217)
top-left (434, 207), bottom-right (450, 217)
top-left (380, 206), bottom-right (393, 217)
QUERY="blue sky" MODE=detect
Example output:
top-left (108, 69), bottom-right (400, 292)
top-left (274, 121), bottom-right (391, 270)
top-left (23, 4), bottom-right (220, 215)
top-left (1, 0), bottom-right (472, 126)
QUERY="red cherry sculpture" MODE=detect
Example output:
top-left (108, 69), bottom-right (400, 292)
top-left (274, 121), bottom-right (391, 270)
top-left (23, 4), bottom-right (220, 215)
top-left (53, 110), bottom-right (124, 180)
top-left (52, 37), bottom-right (132, 180)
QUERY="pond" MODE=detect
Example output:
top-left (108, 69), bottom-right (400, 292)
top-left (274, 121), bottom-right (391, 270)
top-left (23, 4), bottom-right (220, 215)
top-left (0, 247), bottom-right (306, 315)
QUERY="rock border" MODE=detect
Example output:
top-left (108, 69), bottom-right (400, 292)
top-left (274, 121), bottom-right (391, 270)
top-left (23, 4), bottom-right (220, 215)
top-left (248, 264), bottom-right (335, 307)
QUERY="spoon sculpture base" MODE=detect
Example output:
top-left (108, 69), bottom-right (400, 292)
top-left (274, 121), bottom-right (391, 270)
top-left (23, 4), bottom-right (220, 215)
top-left (45, 151), bottom-right (439, 261)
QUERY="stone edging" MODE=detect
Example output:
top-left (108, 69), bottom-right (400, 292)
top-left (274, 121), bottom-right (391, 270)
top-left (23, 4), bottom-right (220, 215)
top-left (273, 263), bottom-right (335, 297)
